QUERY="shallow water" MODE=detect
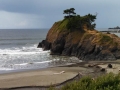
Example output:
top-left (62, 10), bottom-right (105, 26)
top-left (0, 29), bottom-right (80, 73)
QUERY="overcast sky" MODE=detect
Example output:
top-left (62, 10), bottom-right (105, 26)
top-left (0, 0), bottom-right (119, 29)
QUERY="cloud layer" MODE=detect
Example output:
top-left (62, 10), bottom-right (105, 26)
top-left (0, 0), bottom-right (120, 29)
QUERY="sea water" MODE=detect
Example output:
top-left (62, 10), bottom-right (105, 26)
top-left (0, 29), bottom-right (79, 73)
top-left (1, 29), bottom-right (119, 73)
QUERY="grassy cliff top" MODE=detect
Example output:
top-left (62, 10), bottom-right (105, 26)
top-left (51, 13), bottom-right (96, 33)
top-left (46, 17), bottom-right (120, 48)
top-left (53, 19), bottom-right (69, 32)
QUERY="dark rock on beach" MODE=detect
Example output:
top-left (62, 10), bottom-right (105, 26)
top-left (107, 64), bottom-right (112, 68)
top-left (38, 40), bottom-right (51, 50)
top-left (100, 68), bottom-right (106, 72)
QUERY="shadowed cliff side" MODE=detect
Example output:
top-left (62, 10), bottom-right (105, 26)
top-left (38, 11), bottom-right (120, 60)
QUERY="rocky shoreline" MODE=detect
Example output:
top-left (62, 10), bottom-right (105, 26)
top-left (38, 29), bottom-right (120, 61)
top-left (36, 12), bottom-right (120, 89)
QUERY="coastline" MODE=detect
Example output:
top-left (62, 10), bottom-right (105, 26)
top-left (0, 60), bottom-right (120, 89)
top-left (0, 66), bottom-right (84, 89)
top-left (0, 62), bottom-right (78, 75)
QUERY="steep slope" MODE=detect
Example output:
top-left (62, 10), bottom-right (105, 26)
top-left (38, 19), bottom-right (120, 60)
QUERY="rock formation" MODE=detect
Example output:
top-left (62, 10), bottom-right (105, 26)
top-left (38, 19), bottom-right (120, 61)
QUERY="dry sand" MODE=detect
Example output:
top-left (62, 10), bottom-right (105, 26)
top-left (98, 64), bottom-right (120, 74)
top-left (0, 66), bottom-right (87, 89)
top-left (0, 60), bottom-right (120, 89)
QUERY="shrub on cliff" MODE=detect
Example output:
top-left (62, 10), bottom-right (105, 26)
top-left (63, 8), bottom-right (97, 30)
top-left (65, 14), bottom-right (96, 31)
top-left (80, 13), bottom-right (96, 30)
top-left (66, 15), bottom-right (82, 30)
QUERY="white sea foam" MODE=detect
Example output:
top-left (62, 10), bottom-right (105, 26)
top-left (14, 63), bottom-right (28, 66)
top-left (0, 68), bottom-right (13, 71)
top-left (0, 43), bottom-right (79, 72)
top-left (14, 60), bottom-right (52, 66)
top-left (0, 44), bottom-right (49, 55)
top-left (34, 61), bottom-right (52, 64)
top-left (0, 29), bottom-right (53, 72)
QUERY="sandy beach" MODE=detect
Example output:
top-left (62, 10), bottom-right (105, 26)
top-left (0, 66), bottom-right (86, 89)
top-left (0, 61), bottom-right (120, 89)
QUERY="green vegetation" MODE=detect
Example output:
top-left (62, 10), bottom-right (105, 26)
top-left (99, 33), bottom-right (112, 42)
top-left (57, 19), bottom-right (69, 30)
top-left (63, 8), bottom-right (97, 31)
top-left (66, 15), bottom-right (82, 30)
top-left (81, 13), bottom-right (96, 30)
top-left (63, 8), bottom-right (76, 18)
top-left (50, 73), bottom-right (120, 90)
top-left (52, 8), bottom-right (97, 33)
top-left (90, 33), bottom-right (119, 46)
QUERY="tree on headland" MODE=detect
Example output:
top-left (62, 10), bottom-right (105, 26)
top-left (63, 8), bottom-right (97, 30)
top-left (66, 15), bottom-right (82, 30)
top-left (81, 13), bottom-right (97, 29)
top-left (69, 8), bottom-right (76, 15)
top-left (63, 8), bottom-right (76, 18)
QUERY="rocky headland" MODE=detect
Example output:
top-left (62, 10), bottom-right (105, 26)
top-left (38, 11), bottom-right (120, 61)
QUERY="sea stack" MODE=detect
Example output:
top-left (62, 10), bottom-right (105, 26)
top-left (38, 8), bottom-right (120, 61)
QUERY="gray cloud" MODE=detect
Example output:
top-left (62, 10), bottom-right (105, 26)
top-left (0, 0), bottom-right (120, 28)
top-left (0, 0), bottom-right (41, 14)
top-left (0, 11), bottom-right (45, 29)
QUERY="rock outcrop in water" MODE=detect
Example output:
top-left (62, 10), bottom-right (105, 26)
top-left (38, 17), bottom-right (120, 61)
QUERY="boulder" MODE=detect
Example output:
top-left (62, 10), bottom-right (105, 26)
top-left (100, 68), bottom-right (106, 72)
top-left (37, 40), bottom-right (51, 50)
top-left (107, 64), bottom-right (112, 68)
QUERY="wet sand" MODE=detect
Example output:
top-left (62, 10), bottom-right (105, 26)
top-left (0, 60), bottom-right (120, 89)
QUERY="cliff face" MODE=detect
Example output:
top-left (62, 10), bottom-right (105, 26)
top-left (38, 20), bottom-right (120, 60)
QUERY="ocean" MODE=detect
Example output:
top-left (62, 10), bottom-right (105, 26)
top-left (0, 28), bottom-right (119, 73)
top-left (0, 29), bottom-right (79, 73)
